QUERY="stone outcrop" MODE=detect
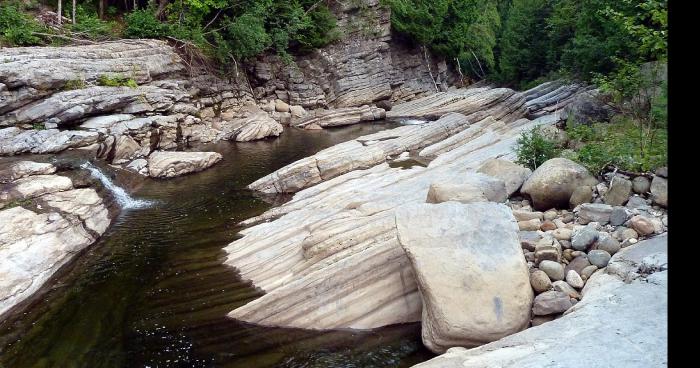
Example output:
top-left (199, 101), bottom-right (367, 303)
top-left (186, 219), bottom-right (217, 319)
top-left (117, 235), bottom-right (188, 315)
top-left (147, 151), bottom-right (223, 178)
top-left (412, 235), bottom-right (667, 368)
top-left (249, 1), bottom-right (456, 110)
top-left (521, 158), bottom-right (598, 210)
top-left (395, 202), bottom-right (532, 353)
top-left (0, 161), bottom-right (114, 317)
top-left (248, 83), bottom-right (582, 194)
top-left (224, 109), bottom-right (571, 330)
top-left (228, 112), bottom-right (284, 142)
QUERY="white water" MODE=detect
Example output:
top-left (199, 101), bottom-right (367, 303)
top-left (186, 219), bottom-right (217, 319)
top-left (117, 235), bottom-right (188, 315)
top-left (81, 162), bottom-right (153, 209)
top-left (400, 119), bottom-right (428, 125)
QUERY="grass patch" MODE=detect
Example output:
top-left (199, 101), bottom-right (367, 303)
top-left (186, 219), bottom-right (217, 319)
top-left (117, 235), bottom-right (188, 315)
top-left (63, 78), bottom-right (86, 90)
top-left (97, 74), bottom-right (138, 88)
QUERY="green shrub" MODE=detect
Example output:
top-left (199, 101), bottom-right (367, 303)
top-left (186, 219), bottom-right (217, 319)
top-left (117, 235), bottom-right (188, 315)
top-left (565, 119), bottom-right (666, 173)
top-left (124, 8), bottom-right (170, 39)
top-left (97, 75), bottom-right (138, 88)
top-left (515, 127), bottom-right (561, 170)
top-left (68, 6), bottom-right (119, 40)
top-left (32, 122), bottom-right (45, 130)
top-left (0, 2), bottom-right (44, 46)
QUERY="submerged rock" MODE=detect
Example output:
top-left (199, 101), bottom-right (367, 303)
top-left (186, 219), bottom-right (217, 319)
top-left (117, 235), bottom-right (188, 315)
top-left (395, 202), bottom-right (532, 353)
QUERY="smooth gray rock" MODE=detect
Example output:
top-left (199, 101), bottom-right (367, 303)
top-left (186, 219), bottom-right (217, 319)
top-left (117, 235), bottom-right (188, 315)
top-left (569, 185), bottom-right (593, 208)
top-left (609, 206), bottom-right (630, 226)
top-left (604, 176), bottom-right (632, 206)
top-left (571, 225), bottom-right (599, 251)
top-left (588, 250), bottom-right (612, 268)
top-left (477, 158), bottom-right (532, 196)
top-left (532, 291), bottom-right (573, 315)
top-left (595, 232), bottom-right (621, 255)
top-left (395, 202), bottom-right (532, 353)
top-left (576, 203), bottom-right (613, 225)
top-left (632, 176), bottom-right (651, 194)
top-left (530, 270), bottom-right (553, 293)
top-left (650, 176), bottom-right (667, 208)
top-left (538, 260), bottom-right (565, 281)
top-left (626, 195), bottom-right (650, 209)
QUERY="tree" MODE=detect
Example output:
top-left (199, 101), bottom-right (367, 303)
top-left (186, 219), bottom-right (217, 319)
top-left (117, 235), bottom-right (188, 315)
top-left (57, 0), bottom-right (62, 25)
top-left (72, 0), bottom-right (76, 24)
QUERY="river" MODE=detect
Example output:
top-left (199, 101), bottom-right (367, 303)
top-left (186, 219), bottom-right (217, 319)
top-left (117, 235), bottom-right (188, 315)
top-left (0, 123), bottom-right (434, 367)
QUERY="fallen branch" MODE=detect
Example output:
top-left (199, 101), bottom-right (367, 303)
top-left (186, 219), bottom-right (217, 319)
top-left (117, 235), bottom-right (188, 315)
top-left (31, 32), bottom-right (97, 44)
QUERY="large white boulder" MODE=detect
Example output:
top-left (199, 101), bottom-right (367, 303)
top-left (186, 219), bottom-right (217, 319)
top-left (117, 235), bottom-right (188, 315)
top-left (521, 158), bottom-right (598, 210)
top-left (395, 202), bottom-right (533, 353)
top-left (412, 234), bottom-right (668, 368)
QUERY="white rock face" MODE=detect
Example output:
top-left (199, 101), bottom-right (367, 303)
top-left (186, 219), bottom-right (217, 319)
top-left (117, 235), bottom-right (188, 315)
top-left (1, 174), bottom-right (72, 205)
top-left (395, 202), bottom-right (533, 353)
top-left (0, 161), bottom-right (55, 183)
top-left (147, 151), bottom-right (223, 178)
top-left (412, 235), bottom-right (667, 368)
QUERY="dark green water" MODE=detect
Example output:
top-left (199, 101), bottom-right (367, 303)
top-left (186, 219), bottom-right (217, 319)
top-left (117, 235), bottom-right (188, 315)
top-left (0, 123), bottom-right (434, 368)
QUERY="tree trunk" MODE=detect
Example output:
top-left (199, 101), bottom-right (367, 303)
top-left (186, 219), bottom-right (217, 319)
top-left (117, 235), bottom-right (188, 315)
top-left (72, 0), bottom-right (76, 24)
top-left (422, 46), bottom-right (439, 93)
top-left (157, 0), bottom-right (169, 19)
top-left (57, 0), bottom-right (62, 25)
top-left (99, 0), bottom-right (104, 19)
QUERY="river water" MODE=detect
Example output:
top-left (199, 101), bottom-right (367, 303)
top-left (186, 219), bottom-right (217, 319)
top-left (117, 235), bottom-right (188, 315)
top-left (0, 123), bottom-right (434, 367)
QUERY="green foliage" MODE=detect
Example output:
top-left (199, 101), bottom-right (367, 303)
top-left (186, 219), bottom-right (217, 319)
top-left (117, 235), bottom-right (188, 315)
top-left (97, 74), bottom-right (138, 88)
top-left (63, 78), bottom-right (86, 90)
top-left (3, 198), bottom-right (33, 209)
top-left (124, 8), bottom-right (170, 39)
top-left (0, 2), bottom-right (44, 46)
top-left (564, 119), bottom-right (666, 173)
top-left (515, 127), bottom-right (561, 170)
top-left (67, 5), bottom-right (119, 40)
top-left (223, 12), bottom-right (272, 61)
top-left (385, 0), bottom-right (501, 78)
top-left (32, 122), bottom-right (45, 130)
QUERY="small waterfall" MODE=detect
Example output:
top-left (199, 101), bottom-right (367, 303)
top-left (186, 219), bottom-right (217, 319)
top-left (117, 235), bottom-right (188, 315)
top-left (81, 162), bottom-right (152, 209)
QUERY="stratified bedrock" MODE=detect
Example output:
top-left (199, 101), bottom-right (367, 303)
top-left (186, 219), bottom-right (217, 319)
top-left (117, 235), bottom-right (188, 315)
top-left (224, 82), bottom-right (587, 332)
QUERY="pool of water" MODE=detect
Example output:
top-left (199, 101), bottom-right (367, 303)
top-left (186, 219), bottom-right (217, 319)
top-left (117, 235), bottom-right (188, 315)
top-left (0, 123), bottom-right (434, 367)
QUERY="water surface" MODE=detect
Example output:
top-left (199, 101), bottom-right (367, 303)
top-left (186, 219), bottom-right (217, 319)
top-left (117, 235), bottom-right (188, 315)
top-left (0, 123), bottom-right (434, 367)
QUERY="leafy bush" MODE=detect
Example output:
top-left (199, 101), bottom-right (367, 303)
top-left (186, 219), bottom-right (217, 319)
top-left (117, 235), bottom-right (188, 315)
top-left (565, 119), bottom-right (666, 173)
top-left (97, 75), bottom-right (138, 88)
top-left (0, 2), bottom-right (44, 46)
top-left (124, 8), bottom-right (170, 39)
top-left (515, 127), bottom-right (561, 170)
top-left (67, 6), bottom-right (119, 40)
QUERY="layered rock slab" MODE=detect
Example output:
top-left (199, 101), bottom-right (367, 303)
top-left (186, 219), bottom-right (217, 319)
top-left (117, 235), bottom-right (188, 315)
top-left (395, 202), bottom-right (532, 353)
top-left (412, 235), bottom-right (667, 368)
top-left (225, 113), bottom-right (560, 330)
